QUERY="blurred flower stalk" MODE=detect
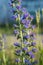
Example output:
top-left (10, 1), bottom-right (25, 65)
top-left (36, 9), bottom-right (40, 34)
top-left (0, 34), bottom-right (6, 65)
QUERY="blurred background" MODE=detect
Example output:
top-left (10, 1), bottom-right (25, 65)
top-left (0, 1), bottom-right (43, 65)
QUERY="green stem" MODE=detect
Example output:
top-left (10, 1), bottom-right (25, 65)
top-left (38, 23), bottom-right (39, 34)
top-left (18, 14), bottom-right (23, 65)
top-left (18, 14), bottom-right (23, 48)
top-left (2, 38), bottom-right (6, 65)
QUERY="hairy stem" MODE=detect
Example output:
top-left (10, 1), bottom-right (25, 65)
top-left (18, 14), bottom-right (23, 65)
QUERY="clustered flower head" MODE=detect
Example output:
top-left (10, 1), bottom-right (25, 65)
top-left (10, 0), bottom-right (37, 65)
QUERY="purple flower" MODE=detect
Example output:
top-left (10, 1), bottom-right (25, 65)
top-left (31, 42), bottom-right (36, 46)
top-left (22, 8), bottom-right (27, 13)
top-left (30, 54), bottom-right (35, 58)
top-left (25, 59), bottom-right (32, 65)
top-left (27, 20), bottom-right (30, 24)
top-left (26, 51), bottom-right (35, 59)
top-left (16, 5), bottom-right (21, 10)
top-left (32, 48), bottom-right (37, 52)
top-left (15, 50), bottom-right (21, 55)
top-left (13, 24), bottom-right (18, 28)
top-left (21, 19), bottom-right (26, 24)
top-left (10, 0), bottom-right (37, 64)
top-left (15, 58), bottom-right (20, 63)
top-left (22, 30), bottom-right (26, 33)
top-left (24, 59), bottom-right (30, 64)
top-left (14, 30), bottom-right (19, 34)
top-left (24, 59), bottom-right (32, 65)
top-left (16, 50), bottom-right (21, 53)
top-left (26, 51), bottom-right (32, 56)
top-left (23, 41), bottom-right (31, 47)
top-left (22, 47), bottom-right (28, 52)
top-left (12, 15), bottom-right (18, 19)
top-left (21, 19), bottom-right (30, 25)
top-left (23, 12), bottom-right (29, 18)
top-left (14, 42), bottom-right (20, 47)
top-left (32, 25), bottom-right (36, 29)
top-left (24, 24), bottom-right (29, 28)
top-left (30, 33), bottom-right (34, 37)
top-left (24, 41), bottom-right (29, 45)
top-left (28, 51), bottom-right (33, 56)
top-left (23, 35), bottom-right (30, 39)
top-left (21, 19), bottom-right (30, 29)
